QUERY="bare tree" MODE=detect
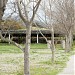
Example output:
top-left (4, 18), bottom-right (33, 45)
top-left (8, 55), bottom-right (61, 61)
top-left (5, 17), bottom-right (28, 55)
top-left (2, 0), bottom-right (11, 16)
top-left (54, 0), bottom-right (74, 52)
top-left (0, 0), bottom-right (42, 75)
top-left (35, 0), bottom-right (55, 63)
top-left (48, 0), bottom-right (55, 63)
top-left (42, 0), bottom-right (55, 63)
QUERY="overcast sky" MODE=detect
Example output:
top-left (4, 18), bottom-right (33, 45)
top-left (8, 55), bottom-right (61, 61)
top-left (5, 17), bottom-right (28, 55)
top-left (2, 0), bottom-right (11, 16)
top-left (3, 0), bottom-right (47, 19)
top-left (3, 0), bottom-right (19, 20)
top-left (3, 0), bottom-right (57, 27)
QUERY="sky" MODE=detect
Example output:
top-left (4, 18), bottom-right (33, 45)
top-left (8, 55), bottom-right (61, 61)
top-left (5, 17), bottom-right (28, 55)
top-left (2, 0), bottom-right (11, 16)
top-left (3, 0), bottom-right (19, 20)
top-left (2, 0), bottom-right (75, 30)
top-left (3, 0), bottom-right (47, 20)
top-left (3, 0), bottom-right (57, 27)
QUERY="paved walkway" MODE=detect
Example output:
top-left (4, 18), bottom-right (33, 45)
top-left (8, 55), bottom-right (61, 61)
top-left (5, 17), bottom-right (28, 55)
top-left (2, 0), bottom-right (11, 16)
top-left (58, 55), bottom-right (75, 75)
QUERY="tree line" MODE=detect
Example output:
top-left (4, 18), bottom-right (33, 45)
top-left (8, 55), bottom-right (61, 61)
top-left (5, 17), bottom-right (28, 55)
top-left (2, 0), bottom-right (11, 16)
top-left (0, 0), bottom-right (74, 75)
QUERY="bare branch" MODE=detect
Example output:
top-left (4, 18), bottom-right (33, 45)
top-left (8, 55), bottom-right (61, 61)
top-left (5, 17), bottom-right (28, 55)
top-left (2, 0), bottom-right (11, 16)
top-left (30, 0), bottom-right (42, 23)
top-left (16, 0), bottom-right (29, 24)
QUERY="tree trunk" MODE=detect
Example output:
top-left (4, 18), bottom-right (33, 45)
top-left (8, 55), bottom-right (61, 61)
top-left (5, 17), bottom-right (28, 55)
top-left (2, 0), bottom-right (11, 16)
top-left (0, 0), bottom-right (7, 20)
top-left (24, 25), bottom-right (31, 75)
top-left (65, 30), bottom-right (73, 53)
top-left (65, 35), bottom-right (70, 52)
top-left (69, 30), bottom-right (73, 49)
top-left (51, 27), bottom-right (55, 63)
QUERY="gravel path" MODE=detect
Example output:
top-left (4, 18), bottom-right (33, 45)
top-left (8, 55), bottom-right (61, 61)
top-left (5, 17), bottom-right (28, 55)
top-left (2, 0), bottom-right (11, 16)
top-left (58, 55), bottom-right (75, 75)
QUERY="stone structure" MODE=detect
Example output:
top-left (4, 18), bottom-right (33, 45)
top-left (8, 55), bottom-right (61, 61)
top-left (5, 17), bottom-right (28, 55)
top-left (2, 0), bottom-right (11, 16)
top-left (61, 40), bottom-right (65, 49)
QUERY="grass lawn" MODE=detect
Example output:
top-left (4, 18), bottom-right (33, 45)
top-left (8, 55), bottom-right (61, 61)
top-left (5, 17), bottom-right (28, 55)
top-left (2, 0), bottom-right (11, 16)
top-left (0, 43), bottom-right (75, 75)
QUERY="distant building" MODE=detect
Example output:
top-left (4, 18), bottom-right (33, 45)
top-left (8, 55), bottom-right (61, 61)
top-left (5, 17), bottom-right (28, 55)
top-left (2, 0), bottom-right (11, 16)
top-left (0, 29), bottom-right (64, 44)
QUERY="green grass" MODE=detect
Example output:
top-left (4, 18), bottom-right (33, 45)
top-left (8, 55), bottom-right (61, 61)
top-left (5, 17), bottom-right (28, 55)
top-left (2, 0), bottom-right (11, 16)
top-left (0, 43), bottom-right (66, 53)
top-left (0, 43), bottom-right (75, 75)
top-left (0, 43), bottom-right (47, 53)
top-left (55, 44), bottom-right (64, 50)
top-left (31, 43), bottom-right (47, 49)
top-left (31, 67), bottom-right (59, 75)
top-left (0, 43), bottom-right (22, 53)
